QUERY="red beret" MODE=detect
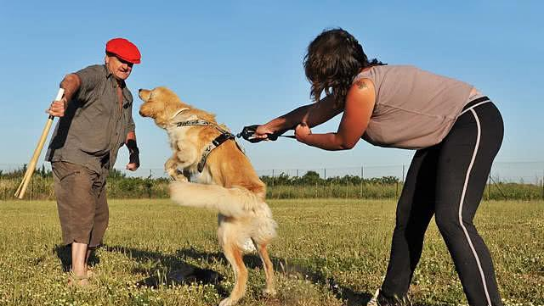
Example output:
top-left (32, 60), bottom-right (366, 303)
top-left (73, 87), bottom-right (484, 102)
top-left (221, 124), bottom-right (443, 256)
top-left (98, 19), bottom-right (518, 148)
top-left (106, 38), bottom-right (141, 64)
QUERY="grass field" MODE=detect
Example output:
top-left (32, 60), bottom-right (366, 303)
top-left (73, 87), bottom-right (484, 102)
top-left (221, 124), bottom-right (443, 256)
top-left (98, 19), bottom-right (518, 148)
top-left (0, 199), bottom-right (542, 305)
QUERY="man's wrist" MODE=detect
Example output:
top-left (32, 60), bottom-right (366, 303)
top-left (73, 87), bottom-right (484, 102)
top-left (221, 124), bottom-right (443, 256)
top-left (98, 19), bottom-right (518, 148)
top-left (126, 138), bottom-right (138, 153)
top-left (129, 150), bottom-right (140, 166)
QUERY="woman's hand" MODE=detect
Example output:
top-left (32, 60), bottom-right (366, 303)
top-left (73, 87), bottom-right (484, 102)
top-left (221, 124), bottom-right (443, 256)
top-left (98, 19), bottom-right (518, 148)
top-left (253, 124), bottom-right (275, 141)
top-left (295, 122), bottom-right (311, 143)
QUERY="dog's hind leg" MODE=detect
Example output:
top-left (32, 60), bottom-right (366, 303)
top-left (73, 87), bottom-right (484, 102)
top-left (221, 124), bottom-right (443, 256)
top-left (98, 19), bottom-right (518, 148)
top-left (219, 242), bottom-right (248, 306)
top-left (253, 240), bottom-right (276, 296)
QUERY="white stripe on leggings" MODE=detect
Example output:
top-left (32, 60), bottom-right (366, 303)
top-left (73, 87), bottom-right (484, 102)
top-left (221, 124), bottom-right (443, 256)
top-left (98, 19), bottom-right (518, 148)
top-left (458, 108), bottom-right (492, 305)
top-left (459, 100), bottom-right (491, 116)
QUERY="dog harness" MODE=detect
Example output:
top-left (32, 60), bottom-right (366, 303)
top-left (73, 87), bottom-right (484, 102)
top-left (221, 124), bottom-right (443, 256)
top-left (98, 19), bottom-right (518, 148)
top-left (175, 119), bottom-right (237, 172)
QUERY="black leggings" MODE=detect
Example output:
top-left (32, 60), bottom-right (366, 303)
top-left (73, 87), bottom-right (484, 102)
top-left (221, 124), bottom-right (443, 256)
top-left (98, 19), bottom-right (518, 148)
top-left (381, 98), bottom-right (504, 305)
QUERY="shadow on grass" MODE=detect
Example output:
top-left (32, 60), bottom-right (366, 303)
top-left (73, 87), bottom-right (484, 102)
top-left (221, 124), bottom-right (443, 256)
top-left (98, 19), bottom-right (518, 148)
top-left (104, 245), bottom-right (225, 293)
top-left (180, 248), bottom-right (372, 305)
top-left (104, 245), bottom-right (372, 305)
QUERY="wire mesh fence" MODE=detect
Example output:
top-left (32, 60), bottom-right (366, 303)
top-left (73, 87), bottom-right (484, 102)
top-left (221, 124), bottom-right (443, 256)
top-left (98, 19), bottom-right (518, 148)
top-left (256, 161), bottom-right (544, 185)
top-left (1, 161), bottom-right (543, 201)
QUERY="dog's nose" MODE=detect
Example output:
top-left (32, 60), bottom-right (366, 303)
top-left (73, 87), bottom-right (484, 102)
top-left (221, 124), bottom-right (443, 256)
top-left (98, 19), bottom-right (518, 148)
top-left (138, 89), bottom-right (143, 93)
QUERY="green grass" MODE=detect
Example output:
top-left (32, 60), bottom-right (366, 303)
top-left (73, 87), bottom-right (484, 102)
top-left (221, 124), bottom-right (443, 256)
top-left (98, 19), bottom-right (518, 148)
top-left (0, 199), bottom-right (542, 305)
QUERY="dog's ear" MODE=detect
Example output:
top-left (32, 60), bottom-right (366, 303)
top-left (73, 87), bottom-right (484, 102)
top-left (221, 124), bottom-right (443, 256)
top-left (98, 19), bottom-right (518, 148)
top-left (152, 101), bottom-right (171, 126)
top-left (164, 99), bottom-right (184, 117)
top-left (138, 88), bottom-right (151, 101)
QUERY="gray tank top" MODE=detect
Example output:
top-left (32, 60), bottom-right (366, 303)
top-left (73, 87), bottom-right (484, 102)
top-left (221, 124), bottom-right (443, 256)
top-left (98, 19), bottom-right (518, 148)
top-left (354, 65), bottom-right (475, 149)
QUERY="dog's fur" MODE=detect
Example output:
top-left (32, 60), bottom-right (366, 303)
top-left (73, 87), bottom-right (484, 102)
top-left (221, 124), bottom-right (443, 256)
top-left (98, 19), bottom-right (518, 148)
top-left (138, 87), bottom-right (277, 305)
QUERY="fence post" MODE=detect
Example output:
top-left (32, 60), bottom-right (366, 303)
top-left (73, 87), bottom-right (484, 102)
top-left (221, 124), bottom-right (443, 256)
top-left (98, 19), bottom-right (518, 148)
top-left (30, 174), bottom-right (33, 201)
top-left (360, 166), bottom-right (364, 198)
top-left (542, 170), bottom-right (544, 201)
top-left (486, 176), bottom-right (491, 200)
top-left (0, 172), bottom-right (3, 201)
top-left (288, 183), bottom-right (291, 199)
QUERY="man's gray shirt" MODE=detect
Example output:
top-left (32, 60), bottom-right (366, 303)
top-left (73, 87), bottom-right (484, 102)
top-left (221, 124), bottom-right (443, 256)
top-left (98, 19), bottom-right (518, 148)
top-left (46, 64), bottom-right (136, 173)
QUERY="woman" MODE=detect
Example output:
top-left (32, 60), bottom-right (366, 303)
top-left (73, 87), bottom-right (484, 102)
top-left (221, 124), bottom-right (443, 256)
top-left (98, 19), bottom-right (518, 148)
top-left (253, 28), bottom-right (503, 305)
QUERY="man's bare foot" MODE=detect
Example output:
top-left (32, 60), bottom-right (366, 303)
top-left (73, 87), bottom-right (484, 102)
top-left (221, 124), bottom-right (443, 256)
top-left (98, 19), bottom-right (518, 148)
top-left (86, 268), bottom-right (95, 278)
top-left (68, 272), bottom-right (89, 287)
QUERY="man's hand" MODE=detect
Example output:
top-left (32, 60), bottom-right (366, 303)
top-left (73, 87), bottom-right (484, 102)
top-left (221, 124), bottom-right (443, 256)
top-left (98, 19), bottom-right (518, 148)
top-left (126, 151), bottom-right (139, 171)
top-left (47, 98), bottom-right (68, 117)
top-left (126, 162), bottom-right (139, 171)
top-left (295, 122), bottom-right (311, 143)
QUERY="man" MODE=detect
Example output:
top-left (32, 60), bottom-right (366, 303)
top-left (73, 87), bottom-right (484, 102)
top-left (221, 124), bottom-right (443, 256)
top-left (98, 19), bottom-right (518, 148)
top-left (46, 38), bottom-right (141, 286)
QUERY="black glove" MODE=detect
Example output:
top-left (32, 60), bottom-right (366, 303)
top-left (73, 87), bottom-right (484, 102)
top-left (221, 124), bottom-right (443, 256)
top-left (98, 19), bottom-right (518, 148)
top-left (126, 139), bottom-right (140, 167)
top-left (129, 149), bottom-right (140, 167)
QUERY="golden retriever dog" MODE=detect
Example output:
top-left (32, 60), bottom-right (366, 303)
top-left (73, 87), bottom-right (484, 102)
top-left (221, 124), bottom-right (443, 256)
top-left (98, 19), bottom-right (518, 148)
top-left (138, 87), bottom-right (277, 306)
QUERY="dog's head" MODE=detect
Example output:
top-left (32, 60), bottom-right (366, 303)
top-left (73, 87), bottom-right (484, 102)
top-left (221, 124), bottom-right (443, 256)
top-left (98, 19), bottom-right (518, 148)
top-left (138, 87), bottom-right (191, 127)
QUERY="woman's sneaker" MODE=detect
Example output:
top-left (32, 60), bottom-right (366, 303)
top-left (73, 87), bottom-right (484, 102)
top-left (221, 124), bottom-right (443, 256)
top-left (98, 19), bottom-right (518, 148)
top-left (367, 289), bottom-right (411, 306)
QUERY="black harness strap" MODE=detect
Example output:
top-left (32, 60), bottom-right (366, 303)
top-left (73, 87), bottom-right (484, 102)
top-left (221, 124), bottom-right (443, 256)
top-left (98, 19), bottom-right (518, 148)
top-left (197, 132), bottom-right (236, 172)
top-left (175, 119), bottom-right (237, 172)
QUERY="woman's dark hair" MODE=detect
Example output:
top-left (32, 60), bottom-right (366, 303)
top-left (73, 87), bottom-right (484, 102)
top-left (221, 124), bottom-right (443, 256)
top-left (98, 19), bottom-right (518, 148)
top-left (304, 28), bottom-right (384, 105)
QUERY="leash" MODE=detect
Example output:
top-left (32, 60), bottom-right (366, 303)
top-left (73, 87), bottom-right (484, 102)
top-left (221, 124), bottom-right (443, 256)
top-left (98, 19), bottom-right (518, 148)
top-left (237, 125), bottom-right (296, 143)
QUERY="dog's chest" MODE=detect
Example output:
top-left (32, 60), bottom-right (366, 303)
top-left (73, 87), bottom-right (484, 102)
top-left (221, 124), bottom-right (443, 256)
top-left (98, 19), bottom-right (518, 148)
top-left (165, 125), bottom-right (214, 185)
top-left (165, 125), bottom-right (202, 169)
top-left (166, 126), bottom-right (189, 149)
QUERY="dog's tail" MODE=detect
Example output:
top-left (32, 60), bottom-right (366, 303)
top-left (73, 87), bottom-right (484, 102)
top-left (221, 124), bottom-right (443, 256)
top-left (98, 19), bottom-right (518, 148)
top-left (169, 181), bottom-right (265, 218)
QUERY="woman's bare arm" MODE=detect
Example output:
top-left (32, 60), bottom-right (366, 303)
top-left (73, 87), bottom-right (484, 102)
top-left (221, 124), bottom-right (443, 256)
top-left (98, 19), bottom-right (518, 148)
top-left (256, 95), bottom-right (342, 137)
top-left (295, 78), bottom-right (376, 150)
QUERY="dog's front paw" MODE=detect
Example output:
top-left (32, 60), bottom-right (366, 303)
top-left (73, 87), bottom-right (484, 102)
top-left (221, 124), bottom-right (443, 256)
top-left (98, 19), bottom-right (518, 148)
top-left (219, 298), bottom-right (234, 306)
top-left (166, 168), bottom-right (188, 182)
top-left (165, 158), bottom-right (184, 180)
top-left (263, 288), bottom-right (277, 297)
top-left (172, 173), bottom-right (189, 182)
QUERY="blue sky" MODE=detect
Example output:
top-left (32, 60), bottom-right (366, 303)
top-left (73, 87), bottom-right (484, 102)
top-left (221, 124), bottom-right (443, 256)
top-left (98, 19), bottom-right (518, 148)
top-left (1, 0), bottom-right (542, 176)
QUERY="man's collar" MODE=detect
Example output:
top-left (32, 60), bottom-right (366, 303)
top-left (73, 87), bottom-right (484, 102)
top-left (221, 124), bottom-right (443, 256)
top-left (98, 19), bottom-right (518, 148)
top-left (103, 64), bottom-right (126, 88)
top-left (103, 64), bottom-right (113, 79)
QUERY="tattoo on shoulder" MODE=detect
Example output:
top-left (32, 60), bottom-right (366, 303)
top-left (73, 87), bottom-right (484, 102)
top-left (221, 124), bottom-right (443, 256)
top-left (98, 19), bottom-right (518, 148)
top-left (356, 80), bottom-right (368, 90)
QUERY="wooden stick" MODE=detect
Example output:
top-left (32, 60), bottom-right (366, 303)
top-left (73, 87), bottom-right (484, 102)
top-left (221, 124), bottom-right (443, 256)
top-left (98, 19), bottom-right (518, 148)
top-left (15, 88), bottom-right (64, 199)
